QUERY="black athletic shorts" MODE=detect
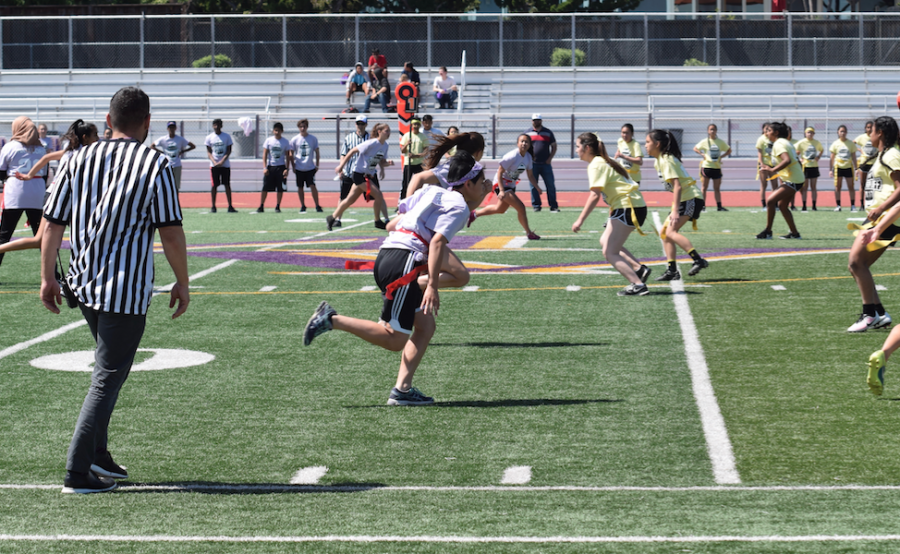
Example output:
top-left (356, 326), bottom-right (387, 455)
top-left (263, 165), bottom-right (287, 192)
top-left (837, 167), bottom-right (854, 179)
top-left (352, 172), bottom-right (379, 188)
top-left (701, 167), bottom-right (723, 180)
top-left (374, 248), bottom-right (425, 335)
top-left (340, 175), bottom-right (354, 200)
top-left (782, 181), bottom-right (803, 192)
top-left (879, 223), bottom-right (900, 247)
top-left (804, 167), bottom-right (820, 179)
top-left (210, 166), bottom-right (230, 189)
top-left (295, 169), bottom-right (317, 189)
top-left (860, 163), bottom-right (874, 173)
top-left (609, 206), bottom-right (648, 228)
top-left (492, 184), bottom-right (516, 196)
top-left (678, 198), bottom-right (704, 220)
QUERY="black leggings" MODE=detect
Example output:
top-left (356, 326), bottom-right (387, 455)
top-left (0, 208), bottom-right (42, 268)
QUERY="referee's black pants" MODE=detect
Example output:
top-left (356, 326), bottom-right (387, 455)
top-left (67, 304), bottom-right (146, 473)
top-left (400, 164), bottom-right (424, 201)
top-left (0, 208), bottom-right (41, 268)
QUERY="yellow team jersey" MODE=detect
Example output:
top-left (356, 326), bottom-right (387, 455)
top-left (587, 156), bottom-right (645, 211)
top-left (830, 139), bottom-right (858, 170)
top-left (615, 138), bottom-right (643, 183)
top-left (865, 144), bottom-right (900, 210)
top-left (855, 133), bottom-right (878, 167)
top-left (400, 131), bottom-right (429, 166)
top-left (794, 138), bottom-right (823, 168)
top-left (756, 134), bottom-right (774, 166)
top-left (694, 137), bottom-right (730, 170)
top-left (654, 154), bottom-right (702, 202)
top-left (772, 138), bottom-right (805, 185)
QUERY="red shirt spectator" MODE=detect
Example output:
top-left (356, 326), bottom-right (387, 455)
top-left (368, 48), bottom-right (387, 71)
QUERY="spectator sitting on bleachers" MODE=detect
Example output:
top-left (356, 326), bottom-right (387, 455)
top-left (364, 67), bottom-right (391, 114)
top-left (433, 66), bottom-right (458, 110)
top-left (402, 61), bottom-right (421, 92)
top-left (346, 62), bottom-right (369, 106)
top-left (368, 48), bottom-right (387, 73)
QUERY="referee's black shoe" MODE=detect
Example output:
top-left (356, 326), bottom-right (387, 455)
top-left (62, 470), bottom-right (117, 494)
top-left (91, 450), bottom-right (128, 479)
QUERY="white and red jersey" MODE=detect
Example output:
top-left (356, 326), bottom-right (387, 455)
top-left (381, 185), bottom-right (469, 256)
top-left (494, 149), bottom-right (532, 188)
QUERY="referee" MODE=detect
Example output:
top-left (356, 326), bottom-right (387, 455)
top-left (40, 87), bottom-right (189, 494)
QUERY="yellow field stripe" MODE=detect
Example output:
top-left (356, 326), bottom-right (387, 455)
top-left (470, 236), bottom-right (517, 249)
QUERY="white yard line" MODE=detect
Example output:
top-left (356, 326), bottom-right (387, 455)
top-left (652, 212), bottom-right (740, 485)
top-left (0, 259), bottom-right (238, 363)
top-left (503, 236), bottom-right (530, 249)
top-left (258, 219), bottom-right (383, 251)
top-left (2, 533), bottom-right (900, 544)
top-left (259, 286), bottom-right (277, 292)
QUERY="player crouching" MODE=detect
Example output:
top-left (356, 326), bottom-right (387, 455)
top-left (303, 152), bottom-right (490, 405)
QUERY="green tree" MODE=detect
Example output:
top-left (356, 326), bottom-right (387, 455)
top-left (495, 0), bottom-right (641, 12)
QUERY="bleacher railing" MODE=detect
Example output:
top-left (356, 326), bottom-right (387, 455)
top-left (1, 12), bottom-right (899, 71)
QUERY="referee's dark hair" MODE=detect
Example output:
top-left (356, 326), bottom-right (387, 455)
top-left (109, 86), bottom-right (150, 131)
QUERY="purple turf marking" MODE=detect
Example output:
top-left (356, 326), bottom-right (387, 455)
top-left (190, 250), bottom-right (352, 270)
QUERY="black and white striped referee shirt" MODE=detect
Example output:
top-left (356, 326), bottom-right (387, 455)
top-left (44, 138), bottom-right (182, 315)
top-left (341, 130), bottom-right (369, 177)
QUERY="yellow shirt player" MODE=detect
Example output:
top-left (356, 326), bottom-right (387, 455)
top-left (757, 122), bottom-right (803, 239)
top-left (795, 127), bottom-right (825, 211)
top-left (856, 126), bottom-right (878, 170)
top-left (865, 144), bottom-right (900, 213)
top-left (572, 132), bottom-right (651, 296)
top-left (830, 125), bottom-right (859, 211)
top-left (772, 138), bottom-right (805, 185)
top-left (756, 125), bottom-right (777, 208)
top-left (694, 137), bottom-right (731, 171)
top-left (795, 136), bottom-right (824, 168)
top-left (615, 137), bottom-right (643, 184)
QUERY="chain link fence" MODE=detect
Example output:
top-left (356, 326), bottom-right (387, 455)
top-left (1, 13), bottom-right (899, 70)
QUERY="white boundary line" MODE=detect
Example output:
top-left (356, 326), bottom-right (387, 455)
top-left (2, 533), bottom-right (900, 544)
top-left (0, 259), bottom-right (238, 363)
top-left (652, 212), bottom-right (740, 485)
top-left (4, 483), bottom-right (900, 492)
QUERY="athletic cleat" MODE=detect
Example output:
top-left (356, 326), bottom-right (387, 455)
top-left (868, 350), bottom-right (886, 396)
top-left (303, 301), bottom-right (336, 346)
top-left (850, 206), bottom-right (859, 212)
top-left (227, 207), bottom-right (238, 213)
top-left (316, 206), bottom-right (324, 213)
top-left (801, 207), bottom-right (808, 212)
top-left (617, 283), bottom-right (649, 296)
top-left (255, 207), bottom-right (264, 213)
top-left (687, 258), bottom-right (709, 276)
top-left (549, 208), bottom-right (560, 213)
top-left (636, 265), bottom-right (652, 283)
top-left (62, 470), bottom-right (117, 494)
top-left (467, 210), bottom-right (477, 228)
top-left (756, 229), bottom-right (773, 240)
top-left (526, 231), bottom-right (541, 240)
top-left (374, 220), bottom-right (387, 230)
top-left (387, 387), bottom-right (435, 406)
top-left (326, 215), bottom-right (335, 231)
top-left (333, 219), bottom-right (342, 228)
top-left (791, 206), bottom-right (798, 211)
top-left (275, 206), bottom-right (281, 213)
top-left (210, 207), bottom-right (217, 213)
top-left (655, 268), bottom-right (681, 282)
top-left (779, 232), bottom-right (802, 239)
top-left (834, 206), bottom-right (842, 212)
top-left (300, 206), bottom-right (306, 213)
top-left (874, 312), bottom-right (893, 329)
top-left (848, 313), bottom-right (877, 332)
top-left (717, 206), bottom-right (728, 212)
top-left (811, 206), bottom-right (818, 211)
top-left (90, 450), bottom-right (127, 479)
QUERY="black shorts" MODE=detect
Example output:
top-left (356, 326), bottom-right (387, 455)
top-left (701, 167), bottom-right (723, 180)
top-left (348, 82), bottom-right (365, 93)
top-left (340, 175), bottom-right (354, 200)
top-left (352, 172), bottom-right (379, 188)
top-left (804, 167), bottom-right (820, 179)
top-left (879, 223), bottom-right (900, 246)
top-left (492, 184), bottom-right (516, 195)
top-left (837, 167), bottom-right (854, 179)
top-left (210, 166), bottom-right (231, 188)
top-left (609, 206), bottom-right (648, 228)
top-left (678, 198), bottom-right (704, 220)
top-left (860, 163), bottom-right (874, 173)
top-left (782, 181), bottom-right (803, 192)
top-left (374, 248), bottom-right (425, 335)
top-left (295, 169), bottom-right (317, 189)
top-left (263, 165), bottom-right (287, 192)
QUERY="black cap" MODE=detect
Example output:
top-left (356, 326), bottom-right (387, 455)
top-left (166, 121), bottom-right (177, 128)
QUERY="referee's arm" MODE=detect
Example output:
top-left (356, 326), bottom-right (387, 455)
top-left (39, 221), bottom-right (66, 313)
top-left (158, 224), bottom-right (190, 319)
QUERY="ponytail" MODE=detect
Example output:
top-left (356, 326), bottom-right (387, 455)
top-left (648, 129), bottom-right (682, 161)
top-left (874, 116), bottom-right (900, 170)
top-left (577, 132), bottom-right (628, 178)
top-left (63, 119), bottom-right (97, 152)
top-left (425, 132), bottom-right (485, 169)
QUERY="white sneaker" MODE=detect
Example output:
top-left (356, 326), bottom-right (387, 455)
top-left (834, 207), bottom-right (842, 212)
top-left (874, 312), bottom-right (893, 329)
top-left (848, 313), bottom-right (877, 332)
top-left (850, 206), bottom-right (859, 212)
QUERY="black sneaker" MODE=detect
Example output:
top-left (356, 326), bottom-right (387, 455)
top-left (300, 206), bottom-right (307, 213)
top-left (275, 206), bottom-right (281, 213)
top-left (303, 301), bottom-right (336, 346)
top-left (756, 229), bottom-right (773, 240)
top-left (91, 450), bottom-right (128, 479)
top-left (549, 208), bottom-right (560, 213)
top-left (779, 232), bottom-right (802, 239)
top-left (636, 265), bottom-right (652, 283)
top-left (255, 207), bottom-right (264, 213)
top-left (227, 206), bottom-right (238, 213)
top-left (334, 219), bottom-right (342, 228)
top-left (617, 283), bottom-right (649, 296)
top-left (532, 207), bottom-right (542, 213)
top-left (687, 258), bottom-right (709, 276)
top-left (210, 207), bottom-right (217, 213)
top-left (717, 206), bottom-right (728, 212)
top-left (374, 220), bottom-right (387, 230)
top-left (655, 268), bottom-right (681, 282)
top-left (387, 387), bottom-right (435, 406)
top-left (326, 215), bottom-right (335, 231)
top-left (315, 206), bottom-right (323, 213)
top-left (62, 470), bottom-right (117, 494)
